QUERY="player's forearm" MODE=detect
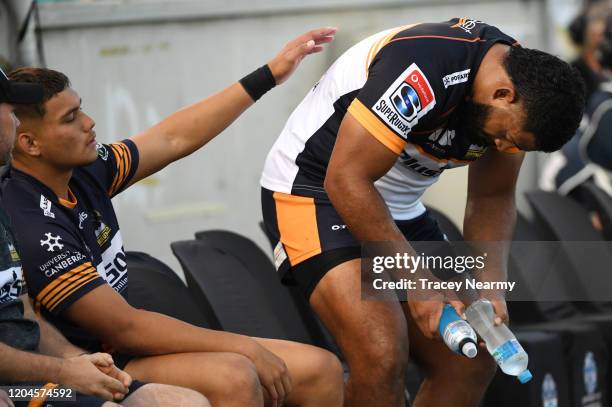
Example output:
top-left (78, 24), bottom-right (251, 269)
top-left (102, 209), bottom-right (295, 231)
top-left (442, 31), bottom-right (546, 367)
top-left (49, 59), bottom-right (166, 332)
top-left (463, 193), bottom-right (516, 283)
top-left (37, 316), bottom-right (84, 359)
top-left (108, 308), bottom-right (261, 358)
top-left (20, 296), bottom-right (83, 358)
top-left (0, 342), bottom-right (63, 383)
top-left (147, 82), bottom-right (254, 161)
top-left (325, 174), bottom-right (404, 242)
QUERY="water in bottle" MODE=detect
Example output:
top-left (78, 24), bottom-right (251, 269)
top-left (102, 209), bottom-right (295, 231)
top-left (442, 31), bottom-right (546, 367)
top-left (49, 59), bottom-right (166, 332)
top-left (465, 298), bottom-right (532, 384)
top-left (438, 304), bottom-right (478, 358)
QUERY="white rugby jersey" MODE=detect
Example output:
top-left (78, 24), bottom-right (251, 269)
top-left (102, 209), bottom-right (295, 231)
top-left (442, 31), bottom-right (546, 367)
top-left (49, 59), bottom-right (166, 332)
top-left (261, 18), bottom-right (517, 219)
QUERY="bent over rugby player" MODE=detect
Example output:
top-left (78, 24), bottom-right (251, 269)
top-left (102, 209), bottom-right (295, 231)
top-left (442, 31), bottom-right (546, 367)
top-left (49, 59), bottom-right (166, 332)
top-left (260, 18), bottom-right (584, 406)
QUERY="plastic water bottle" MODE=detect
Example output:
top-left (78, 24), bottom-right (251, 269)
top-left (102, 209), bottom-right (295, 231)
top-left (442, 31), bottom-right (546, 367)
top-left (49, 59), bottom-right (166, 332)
top-left (465, 298), bottom-right (532, 384)
top-left (438, 304), bottom-right (478, 358)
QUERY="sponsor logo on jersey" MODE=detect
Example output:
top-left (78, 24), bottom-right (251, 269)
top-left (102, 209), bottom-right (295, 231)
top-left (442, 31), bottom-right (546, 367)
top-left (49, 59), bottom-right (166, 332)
top-left (0, 266), bottom-right (24, 303)
top-left (78, 212), bottom-right (88, 230)
top-left (40, 233), bottom-right (64, 252)
top-left (442, 69), bottom-right (471, 88)
top-left (40, 195), bottom-right (55, 219)
top-left (451, 18), bottom-right (483, 34)
top-left (92, 210), bottom-right (111, 247)
top-left (429, 128), bottom-right (456, 147)
top-left (96, 143), bottom-right (109, 161)
top-left (331, 224), bottom-right (348, 231)
top-left (39, 251), bottom-right (88, 278)
top-left (399, 151), bottom-right (443, 177)
top-left (8, 243), bottom-right (19, 262)
top-left (374, 64), bottom-right (436, 138)
top-left (97, 231), bottom-right (128, 293)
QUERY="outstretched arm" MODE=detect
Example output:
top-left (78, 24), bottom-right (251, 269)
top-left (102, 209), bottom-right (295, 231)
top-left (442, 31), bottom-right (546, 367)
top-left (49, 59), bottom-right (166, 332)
top-left (128, 27), bottom-right (337, 186)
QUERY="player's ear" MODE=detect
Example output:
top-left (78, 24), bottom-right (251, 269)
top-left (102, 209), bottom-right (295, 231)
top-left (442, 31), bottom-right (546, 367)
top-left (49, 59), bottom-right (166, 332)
top-left (15, 130), bottom-right (41, 157)
top-left (493, 86), bottom-right (517, 103)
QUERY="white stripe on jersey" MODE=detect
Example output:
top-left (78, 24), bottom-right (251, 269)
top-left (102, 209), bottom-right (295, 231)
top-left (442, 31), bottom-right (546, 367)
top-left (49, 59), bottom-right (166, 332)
top-left (261, 27), bottom-right (396, 193)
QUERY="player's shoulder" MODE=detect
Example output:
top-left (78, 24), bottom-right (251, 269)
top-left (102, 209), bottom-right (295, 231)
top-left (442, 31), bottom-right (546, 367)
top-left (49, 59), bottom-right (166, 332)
top-left (392, 19), bottom-right (510, 42)
top-left (0, 169), bottom-right (46, 214)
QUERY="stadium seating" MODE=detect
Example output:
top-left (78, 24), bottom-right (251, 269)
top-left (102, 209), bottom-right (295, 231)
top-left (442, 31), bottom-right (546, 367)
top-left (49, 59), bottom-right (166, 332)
top-left (193, 230), bottom-right (334, 350)
top-left (525, 190), bottom-right (612, 313)
top-left (126, 251), bottom-right (213, 328)
top-left (484, 331), bottom-right (571, 407)
top-left (572, 180), bottom-right (612, 240)
top-left (518, 322), bottom-right (609, 407)
top-left (171, 239), bottom-right (318, 342)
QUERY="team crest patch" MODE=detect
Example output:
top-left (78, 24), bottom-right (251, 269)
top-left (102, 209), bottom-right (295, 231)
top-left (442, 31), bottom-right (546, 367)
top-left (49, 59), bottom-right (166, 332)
top-left (373, 63), bottom-right (436, 139)
top-left (464, 144), bottom-right (487, 160)
top-left (96, 143), bottom-right (109, 161)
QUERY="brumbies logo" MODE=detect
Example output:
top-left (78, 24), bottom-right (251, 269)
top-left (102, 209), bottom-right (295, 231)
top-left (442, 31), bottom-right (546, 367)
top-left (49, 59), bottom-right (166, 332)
top-left (96, 143), bottom-right (109, 161)
top-left (374, 64), bottom-right (436, 138)
top-left (451, 18), bottom-right (483, 34)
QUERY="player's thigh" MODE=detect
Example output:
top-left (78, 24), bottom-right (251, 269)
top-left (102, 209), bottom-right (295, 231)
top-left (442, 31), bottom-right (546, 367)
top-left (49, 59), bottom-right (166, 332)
top-left (310, 258), bottom-right (409, 370)
top-left (124, 352), bottom-right (259, 397)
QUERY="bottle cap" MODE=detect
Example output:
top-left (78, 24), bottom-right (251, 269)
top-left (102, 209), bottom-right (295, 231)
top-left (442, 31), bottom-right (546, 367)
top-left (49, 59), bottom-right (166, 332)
top-left (462, 342), bottom-right (478, 358)
top-left (518, 370), bottom-right (533, 384)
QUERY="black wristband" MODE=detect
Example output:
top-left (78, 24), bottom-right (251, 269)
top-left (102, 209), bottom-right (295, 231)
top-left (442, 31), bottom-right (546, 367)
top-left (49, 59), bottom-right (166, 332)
top-left (239, 65), bottom-right (276, 102)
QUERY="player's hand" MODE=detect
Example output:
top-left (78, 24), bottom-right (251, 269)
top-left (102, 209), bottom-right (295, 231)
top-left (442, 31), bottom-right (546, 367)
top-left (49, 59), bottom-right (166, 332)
top-left (58, 353), bottom-right (129, 401)
top-left (408, 298), bottom-right (465, 339)
top-left (490, 298), bottom-right (509, 325)
top-left (0, 390), bottom-right (14, 407)
top-left (245, 341), bottom-right (292, 407)
top-left (268, 27), bottom-right (337, 85)
top-left (89, 353), bottom-right (132, 391)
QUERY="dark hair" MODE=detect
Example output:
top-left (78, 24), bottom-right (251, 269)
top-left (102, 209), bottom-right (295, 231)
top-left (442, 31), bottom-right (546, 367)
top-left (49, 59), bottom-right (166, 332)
top-left (503, 46), bottom-right (585, 152)
top-left (7, 68), bottom-right (70, 119)
top-left (598, 16), bottom-right (612, 70)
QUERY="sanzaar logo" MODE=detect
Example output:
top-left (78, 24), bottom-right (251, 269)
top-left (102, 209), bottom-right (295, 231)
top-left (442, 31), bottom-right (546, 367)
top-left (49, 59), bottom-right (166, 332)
top-left (372, 253), bottom-right (486, 274)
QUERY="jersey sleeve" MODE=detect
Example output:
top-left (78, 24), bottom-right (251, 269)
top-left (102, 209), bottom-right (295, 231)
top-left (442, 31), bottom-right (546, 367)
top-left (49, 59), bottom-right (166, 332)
top-left (12, 211), bottom-right (105, 316)
top-left (89, 139), bottom-right (140, 198)
top-left (347, 39), bottom-right (440, 155)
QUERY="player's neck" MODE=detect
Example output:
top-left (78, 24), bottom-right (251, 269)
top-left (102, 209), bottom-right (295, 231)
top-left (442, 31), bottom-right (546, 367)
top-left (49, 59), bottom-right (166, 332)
top-left (11, 159), bottom-right (73, 200)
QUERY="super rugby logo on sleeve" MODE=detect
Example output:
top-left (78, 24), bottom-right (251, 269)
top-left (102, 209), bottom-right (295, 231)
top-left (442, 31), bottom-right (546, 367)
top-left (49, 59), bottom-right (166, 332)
top-left (374, 64), bottom-right (436, 138)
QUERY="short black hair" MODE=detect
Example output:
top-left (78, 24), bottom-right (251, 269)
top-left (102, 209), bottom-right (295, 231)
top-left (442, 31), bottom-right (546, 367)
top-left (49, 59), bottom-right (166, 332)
top-left (8, 68), bottom-right (70, 119)
top-left (503, 46), bottom-right (585, 152)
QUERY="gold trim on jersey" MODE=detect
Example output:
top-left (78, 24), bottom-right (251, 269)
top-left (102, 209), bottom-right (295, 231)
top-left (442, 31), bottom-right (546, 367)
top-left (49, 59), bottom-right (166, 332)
top-left (348, 99), bottom-right (407, 155)
top-left (35, 262), bottom-right (99, 312)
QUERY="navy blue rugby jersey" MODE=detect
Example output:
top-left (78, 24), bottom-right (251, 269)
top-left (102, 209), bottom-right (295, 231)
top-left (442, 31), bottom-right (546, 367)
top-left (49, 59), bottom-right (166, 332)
top-left (0, 141), bottom-right (138, 351)
top-left (261, 18), bottom-right (519, 220)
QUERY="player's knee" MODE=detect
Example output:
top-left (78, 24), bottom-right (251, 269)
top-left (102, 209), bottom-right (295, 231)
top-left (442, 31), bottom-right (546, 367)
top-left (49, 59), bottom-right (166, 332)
top-left (123, 383), bottom-right (210, 407)
top-left (305, 348), bottom-right (344, 388)
top-left (166, 386), bottom-right (210, 407)
top-left (217, 354), bottom-right (263, 403)
top-left (464, 355), bottom-right (497, 387)
top-left (352, 337), bottom-right (409, 384)
top-left (427, 354), bottom-right (497, 388)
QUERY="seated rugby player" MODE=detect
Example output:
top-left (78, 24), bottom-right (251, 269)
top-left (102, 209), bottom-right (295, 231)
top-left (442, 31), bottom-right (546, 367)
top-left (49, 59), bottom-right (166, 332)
top-left (2, 28), bottom-right (343, 407)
